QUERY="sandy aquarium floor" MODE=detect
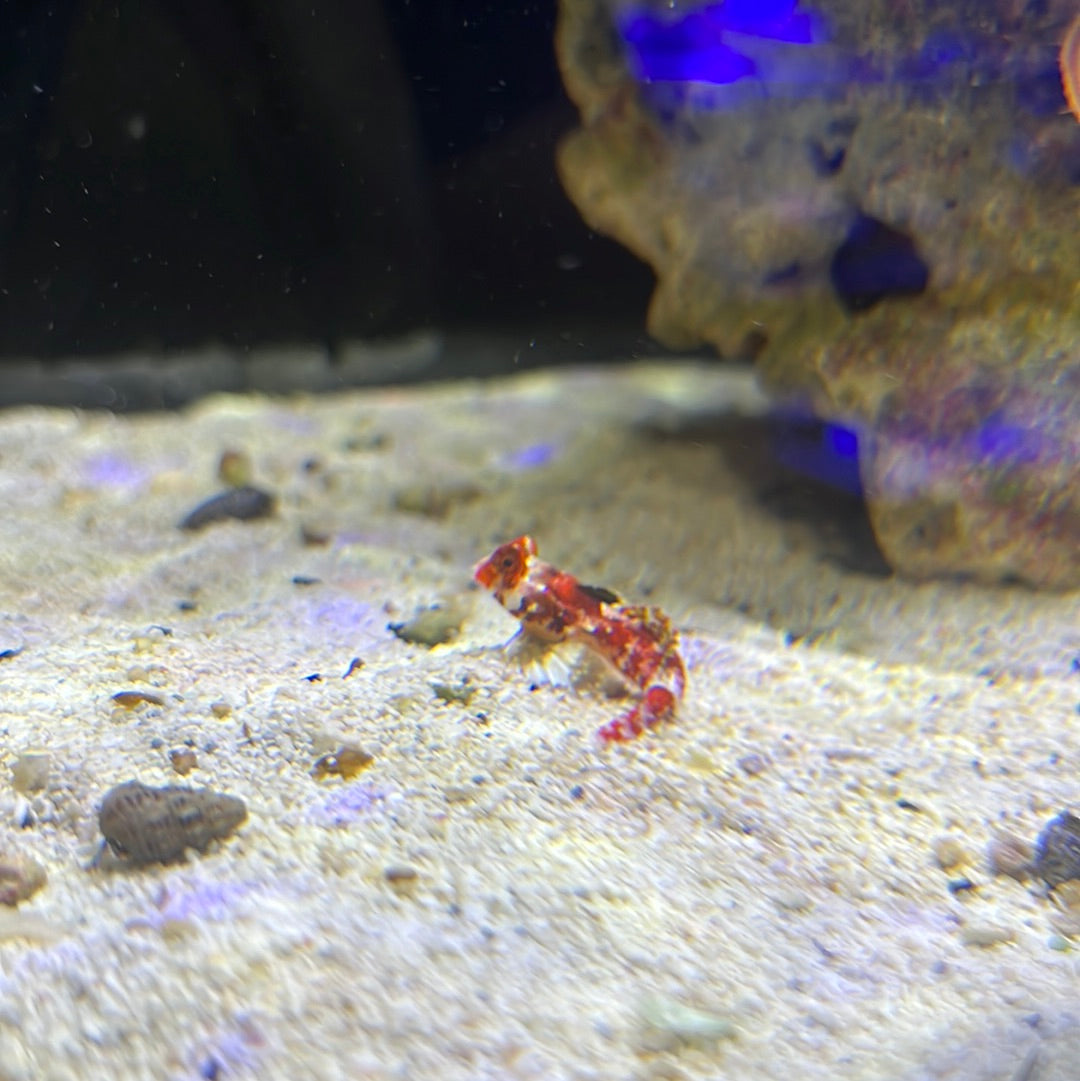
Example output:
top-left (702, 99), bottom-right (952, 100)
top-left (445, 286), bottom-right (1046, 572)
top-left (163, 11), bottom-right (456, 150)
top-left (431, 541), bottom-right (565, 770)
top-left (0, 359), bottom-right (1077, 1081)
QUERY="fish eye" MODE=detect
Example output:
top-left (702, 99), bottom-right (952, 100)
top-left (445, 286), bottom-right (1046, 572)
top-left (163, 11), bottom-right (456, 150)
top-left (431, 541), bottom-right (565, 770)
top-left (500, 554), bottom-right (516, 570)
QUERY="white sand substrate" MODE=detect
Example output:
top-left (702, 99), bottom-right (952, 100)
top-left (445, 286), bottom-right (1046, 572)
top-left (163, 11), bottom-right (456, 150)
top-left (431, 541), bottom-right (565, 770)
top-left (0, 359), bottom-right (1077, 1081)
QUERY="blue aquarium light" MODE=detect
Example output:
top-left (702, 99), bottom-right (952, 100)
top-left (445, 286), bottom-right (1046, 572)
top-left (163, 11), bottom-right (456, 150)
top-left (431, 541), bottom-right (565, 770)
top-left (619, 0), bottom-right (821, 86)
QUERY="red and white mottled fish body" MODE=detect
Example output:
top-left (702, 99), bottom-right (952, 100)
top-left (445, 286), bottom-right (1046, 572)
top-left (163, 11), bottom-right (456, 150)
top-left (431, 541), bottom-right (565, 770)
top-left (473, 535), bottom-right (686, 742)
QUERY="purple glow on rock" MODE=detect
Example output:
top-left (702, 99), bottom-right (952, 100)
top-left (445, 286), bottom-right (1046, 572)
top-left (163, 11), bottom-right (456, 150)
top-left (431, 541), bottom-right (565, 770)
top-left (715, 0), bottom-right (815, 41)
top-left (82, 452), bottom-right (149, 489)
top-left (872, 380), bottom-right (1078, 510)
top-left (975, 414), bottom-right (1050, 468)
top-left (679, 636), bottom-right (737, 672)
top-left (186, 1015), bottom-right (266, 1079)
top-left (622, 15), bottom-right (756, 83)
top-left (619, 2), bottom-right (1024, 110)
top-left (290, 595), bottom-right (393, 649)
top-left (771, 417), bottom-right (864, 495)
top-left (149, 878), bottom-right (258, 927)
top-left (503, 442), bottom-right (557, 470)
top-left (620, 0), bottom-right (823, 85)
top-left (268, 409), bottom-right (320, 436)
top-left (306, 781), bottom-right (388, 828)
top-left (827, 424), bottom-right (859, 460)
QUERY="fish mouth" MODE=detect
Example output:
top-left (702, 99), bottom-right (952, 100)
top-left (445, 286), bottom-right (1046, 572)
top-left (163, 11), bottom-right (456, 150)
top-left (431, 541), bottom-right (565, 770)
top-left (473, 558), bottom-right (498, 589)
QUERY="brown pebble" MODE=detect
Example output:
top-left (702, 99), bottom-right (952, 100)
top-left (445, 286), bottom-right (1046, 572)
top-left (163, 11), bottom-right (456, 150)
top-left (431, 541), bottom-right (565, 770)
top-left (388, 602), bottom-right (465, 647)
top-left (169, 748), bottom-right (199, 776)
top-left (98, 780), bottom-right (247, 865)
top-left (178, 486), bottom-right (275, 531)
top-left (311, 746), bottom-right (374, 782)
top-left (112, 691), bottom-right (165, 710)
top-left (987, 831), bottom-right (1033, 880)
top-left (384, 865), bottom-right (419, 894)
top-left (11, 751), bottom-right (51, 794)
top-left (0, 853), bottom-right (48, 906)
top-left (932, 836), bottom-right (969, 872)
top-left (209, 700), bottom-right (232, 719)
top-left (442, 784), bottom-right (476, 804)
top-left (217, 449), bottom-right (253, 488)
top-left (1033, 811), bottom-right (1080, 889)
top-left (300, 524), bottom-right (331, 547)
top-left (392, 482), bottom-right (480, 519)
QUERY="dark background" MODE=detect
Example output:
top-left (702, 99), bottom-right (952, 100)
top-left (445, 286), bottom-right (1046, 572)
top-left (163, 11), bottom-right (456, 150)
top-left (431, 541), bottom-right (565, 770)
top-left (0, 0), bottom-right (664, 400)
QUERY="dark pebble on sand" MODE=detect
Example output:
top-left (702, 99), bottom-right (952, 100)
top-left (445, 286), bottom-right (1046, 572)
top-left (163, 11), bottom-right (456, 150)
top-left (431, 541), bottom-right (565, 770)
top-left (98, 780), bottom-right (247, 865)
top-left (1033, 810), bottom-right (1080, 889)
top-left (179, 486), bottom-right (275, 531)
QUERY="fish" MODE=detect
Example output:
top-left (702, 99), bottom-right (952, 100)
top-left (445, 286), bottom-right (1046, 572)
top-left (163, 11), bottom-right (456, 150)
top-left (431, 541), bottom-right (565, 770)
top-left (474, 536), bottom-right (687, 743)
